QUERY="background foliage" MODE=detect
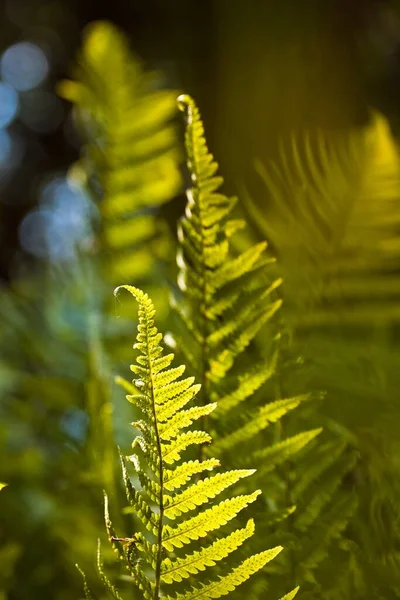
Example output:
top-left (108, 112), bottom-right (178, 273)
top-left (1, 1), bottom-right (400, 599)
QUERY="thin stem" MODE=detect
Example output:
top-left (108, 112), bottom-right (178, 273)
top-left (143, 309), bottom-right (164, 600)
top-left (187, 126), bottom-right (210, 461)
top-left (199, 199), bottom-right (210, 461)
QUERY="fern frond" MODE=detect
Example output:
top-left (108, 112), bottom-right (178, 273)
top-left (174, 94), bottom-right (316, 474)
top-left (261, 432), bottom-right (359, 597)
top-left (245, 113), bottom-right (400, 327)
top-left (163, 458), bottom-right (220, 492)
top-left (212, 353), bottom-right (278, 414)
top-left (212, 395), bottom-right (309, 456)
top-left (175, 94), bottom-right (279, 370)
top-left (58, 21), bottom-right (181, 297)
top-left (102, 285), bottom-right (286, 599)
top-left (254, 429), bottom-right (322, 476)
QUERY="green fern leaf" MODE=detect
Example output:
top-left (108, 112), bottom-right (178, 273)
top-left (101, 284), bottom-right (287, 599)
top-left (174, 94), bottom-right (317, 475)
top-left (161, 519), bottom-right (255, 584)
top-left (163, 458), bottom-right (220, 492)
top-left (254, 429), bottom-right (323, 476)
top-left (212, 396), bottom-right (310, 455)
top-left (279, 587), bottom-right (300, 600)
top-left (164, 469), bottom-right (255, 518)
top-left (162, 491), bottom-right (261, 551)
top-left (166, 548), bottom-right (283, 600)
top-left (246, 114), bottom-right (400, 326)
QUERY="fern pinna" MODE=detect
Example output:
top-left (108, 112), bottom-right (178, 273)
top-left (90, 285), bottom-right (299, 600)
top-left (173, 93), bottom-right (319, 472)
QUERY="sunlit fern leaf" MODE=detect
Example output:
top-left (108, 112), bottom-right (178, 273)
top-left (167, 549), bottom-right (287, 600)
top-left (173, 95), bottom-right (317, 470)
top-left (172, 95), bottom-right (323, 597)
top-left (160, 519), bottom-right (255, 584)
top-left (90, 284), bottom-right (288, 600)
top-left (58, 21), bottom-right (181, 290)
top-left (244, 112), bottom-right (400, 327)
top-left (279, 588), bottom-right (300, 600)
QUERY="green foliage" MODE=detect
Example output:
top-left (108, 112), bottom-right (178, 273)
top-left (0, 23), bottom-right (183, 600)
top-left (58, 20), bottom-right (181, 319)
top-left (172, 94), bottom-right (318, 470)
top-left (90, 285), bottom-right (298, 600)
top-left (1, 15), bottom-right (399, 600)
top-left (242, 113), bottom-right (400, 596)
top-left (244, 113), bottom-right (400, 326)
top-left (0, 18), bottom-right (183, 513)
top-left (171, 94), bottom-right (368, 598)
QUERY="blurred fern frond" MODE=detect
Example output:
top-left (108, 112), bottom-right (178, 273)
top-left (254, 434), bottom-right (359, 599)
top-left (58, 20), bottom-right (181, 292)
top-left (244, 111), bottom-right (400, 327)
top-left (242, 111), bottom-right (400, 596)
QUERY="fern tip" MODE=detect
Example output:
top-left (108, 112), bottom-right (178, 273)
top-left (177, 94), bottom-right (194, 112)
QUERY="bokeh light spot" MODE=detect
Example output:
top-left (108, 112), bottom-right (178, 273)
top-left (0, 82), bottom-right (19, 128)
top-left (19, 175), bottom-right (96, 261)
top-left (19, 209), bottom-right (75, 260)
top-left (40, 175), bottom-right (94, 223)
top-left (1, 42), bottom-right (49, 91)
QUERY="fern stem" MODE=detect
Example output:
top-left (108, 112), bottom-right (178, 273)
top-left (199, 219), bottom-right (210, 461)
top-left (184, 112), bottom-right (211, 460)
top-left (143, 307), bottom-right (164, 599)
top-left (196, 181), bottom-right (210, 460)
